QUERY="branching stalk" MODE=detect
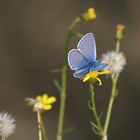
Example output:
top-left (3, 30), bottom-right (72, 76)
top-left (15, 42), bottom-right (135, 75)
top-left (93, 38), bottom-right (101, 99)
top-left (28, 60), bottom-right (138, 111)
top-left (89, 81), bottom-right (103, 134)
top-left (102, 36), bottom-right (122, 140)
top-left (57, 17), bottom-right (81, 140)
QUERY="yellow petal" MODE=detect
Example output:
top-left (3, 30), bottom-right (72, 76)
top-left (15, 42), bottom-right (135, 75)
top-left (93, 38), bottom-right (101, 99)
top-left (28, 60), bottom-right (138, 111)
top-left (82, 71), bottom-right (98, 82)
top-left (42, 94), bottom-right (48, 104)
top-left (95, 77), bottom-right (102, 86)
top-left (98, 70), bottom-right (110, 75)
top-left (43, 105), bottom-right (52, 110)
top-left (46, 97), bottom-right (56, 104)
top-left (82, 75), bottom-right (90, 82)
top-left (36, 96), bottom-right (42, 102)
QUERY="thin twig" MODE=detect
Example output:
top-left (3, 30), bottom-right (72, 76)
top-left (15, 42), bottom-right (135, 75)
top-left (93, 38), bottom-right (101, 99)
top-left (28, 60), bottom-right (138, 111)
top-left (37, 111), bottom-right (42, 140)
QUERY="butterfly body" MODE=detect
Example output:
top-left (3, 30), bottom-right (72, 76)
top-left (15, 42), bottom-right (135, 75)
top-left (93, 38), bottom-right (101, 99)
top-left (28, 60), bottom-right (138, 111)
top-left (68, 33), bottom-right (107, 78)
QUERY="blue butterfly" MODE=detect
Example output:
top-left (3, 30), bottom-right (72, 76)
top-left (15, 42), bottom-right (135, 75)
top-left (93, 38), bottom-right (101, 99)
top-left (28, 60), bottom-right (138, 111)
top-left (68, 33), bottom-right (107, 78)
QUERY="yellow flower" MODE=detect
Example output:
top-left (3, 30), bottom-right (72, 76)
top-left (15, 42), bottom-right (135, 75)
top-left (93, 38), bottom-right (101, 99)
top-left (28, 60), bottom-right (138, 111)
top-left (87, 8), bottom-right (96, 19)
top-left (115, 24), bottom-right (125, 40)
top-left (82, 70), bottom-right (109, 85)
top-left (116, 24), bottom-right (125, 32)
top-left (82, 8), bottom-right (96, 21)
top-left (36, 94), bottom-right (56, 111)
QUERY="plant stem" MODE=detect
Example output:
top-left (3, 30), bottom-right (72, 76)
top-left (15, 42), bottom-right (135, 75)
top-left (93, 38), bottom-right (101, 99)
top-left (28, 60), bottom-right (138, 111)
top-left (102, 33), bottom-right (122, 139)
top-left (115, 40), bottom-right (121, 52)
top-left (102, 75), bottom-right (118, 139)
top-left (57, 65), bottom-right (67, 140)
top-left (89, 81), bottom-right (103, 133)
top-left (64, 17), bottom-right (81, 64)
top-left (57, 17), bottom-right (81, 140)
top-left (37, 111), bottom-right (42, 140)
top-left (101, 134), bottom-right (107, 140)
top-left (41, 118), bottom-right (48, 140)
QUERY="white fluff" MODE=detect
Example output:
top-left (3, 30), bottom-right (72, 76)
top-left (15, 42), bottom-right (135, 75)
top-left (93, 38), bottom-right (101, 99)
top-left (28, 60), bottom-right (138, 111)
top-left (0, 112), bottom-right (16, 139)
top-left (101, 51), bottom-right (126, 74)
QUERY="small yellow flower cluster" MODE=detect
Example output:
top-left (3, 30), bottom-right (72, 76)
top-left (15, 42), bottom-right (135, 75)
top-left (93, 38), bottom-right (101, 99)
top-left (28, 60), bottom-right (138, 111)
top-left (82, 70), bottom-right (110, 85)
top-left (36, 94), bottom-right (56, 111)
top-left (87, 8), bottom-right (96, 19)
top-left (82, 8), bottom-right (96, 21)
top-left (26, 94), bottom-right (56, 112)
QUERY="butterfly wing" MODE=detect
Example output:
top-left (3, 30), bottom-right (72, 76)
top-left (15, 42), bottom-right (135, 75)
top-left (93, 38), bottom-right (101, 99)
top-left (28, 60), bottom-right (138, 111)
top-left (68, 33), bottom-right (104, 79)
top-left (68, 49), bottom-right (89, 70)
top-left (77, 33), bottom-right (96, 62)
top-left (90, 62), bottom-right (108, 72)
top-left (74, 65), bottom-right (90, 78)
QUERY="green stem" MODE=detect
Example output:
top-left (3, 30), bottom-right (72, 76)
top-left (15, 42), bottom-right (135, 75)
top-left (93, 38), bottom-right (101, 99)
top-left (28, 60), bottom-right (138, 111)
top-left (57, 17), bottom-right (81, 140)
top-left (102, 75), bottom-right (118, 138)
top-left (41, 118), bottom-right (48, 140)
top-left (64, 17), bottom-right (81, 64)
top-left (68, 17), bottom-right (81, 31)
top-left (37, 111), bottom-right (42, 140)
top-left (72, 32), bottom-right (83, 39)
top-left (102, 31), bottom-right (123, 139)
top-left (101, 134), bottom-right (107, 140)
top-left (57, 65), bottom-right (67, 140)
top-left (89, 81), bottom-right (103, 133)
top-left (115, 40), bottom-right (121, 52)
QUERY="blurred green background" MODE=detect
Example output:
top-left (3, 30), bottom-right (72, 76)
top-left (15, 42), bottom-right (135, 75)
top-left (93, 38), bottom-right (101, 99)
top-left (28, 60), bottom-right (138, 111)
top-left (0, 0), bottom-right (139, 140)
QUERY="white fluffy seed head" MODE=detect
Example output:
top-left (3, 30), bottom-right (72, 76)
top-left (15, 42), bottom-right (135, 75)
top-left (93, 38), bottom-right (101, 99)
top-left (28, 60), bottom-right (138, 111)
top-left (0, 112), bottom-right (16, 139)
top-left (101, 51), bottom-right (126, 74)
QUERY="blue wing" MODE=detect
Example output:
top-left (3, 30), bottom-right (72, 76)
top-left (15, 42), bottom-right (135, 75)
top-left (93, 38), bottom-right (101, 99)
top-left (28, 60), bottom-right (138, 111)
top-left (68, 49), bottom-right (89, 70)
top-left (73, 65), bottom-right (90, 78)
top-left (77, 33), bottom-right (96, 62)
top-left (90, 62), bottom-right (108, 72)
